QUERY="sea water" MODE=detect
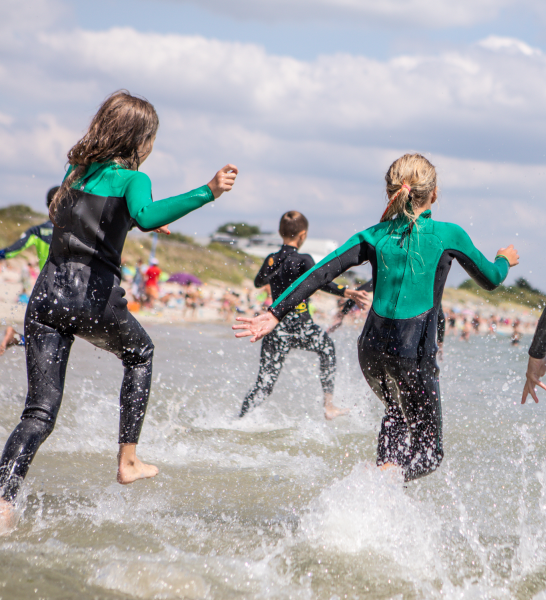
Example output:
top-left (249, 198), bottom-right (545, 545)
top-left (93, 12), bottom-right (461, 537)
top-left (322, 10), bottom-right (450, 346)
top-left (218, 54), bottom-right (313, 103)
top-left (0, 322), bottom-right (544, 599)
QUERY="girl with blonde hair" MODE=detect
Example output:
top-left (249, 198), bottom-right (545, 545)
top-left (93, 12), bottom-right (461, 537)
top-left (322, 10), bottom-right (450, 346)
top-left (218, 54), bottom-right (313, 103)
top-left (235, 153), bottom-right (518, 481)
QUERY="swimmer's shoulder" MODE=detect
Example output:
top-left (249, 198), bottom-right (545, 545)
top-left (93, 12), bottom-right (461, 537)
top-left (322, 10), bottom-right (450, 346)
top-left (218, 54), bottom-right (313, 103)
top-left (429, 219), bottom-right (472, 250)
top-left (341, 221), bottom-right (394, 250)
top-left (107, 166), bottom-right (151, 192)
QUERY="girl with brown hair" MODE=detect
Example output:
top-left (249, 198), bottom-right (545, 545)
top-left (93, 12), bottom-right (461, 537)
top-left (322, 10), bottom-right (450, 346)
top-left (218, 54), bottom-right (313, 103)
top-left (235, 153), bottom-right (517, 482)
top-left (0, 90), bottom-right (237, 531)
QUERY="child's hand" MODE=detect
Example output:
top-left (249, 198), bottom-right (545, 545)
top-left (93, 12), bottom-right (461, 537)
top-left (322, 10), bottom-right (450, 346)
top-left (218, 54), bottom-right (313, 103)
top-left (344, 289), bottom-right (372, 311)
top-left (522, 356), bottom-right (546, 404)
top-left (154, 224), bottom-right (171, 235)
top-left (207, 165), bottom-right (239, 199)
top-left (497, 244), bottom-right (519, 267)
top-left (233, 312), bottom-right (279, 342)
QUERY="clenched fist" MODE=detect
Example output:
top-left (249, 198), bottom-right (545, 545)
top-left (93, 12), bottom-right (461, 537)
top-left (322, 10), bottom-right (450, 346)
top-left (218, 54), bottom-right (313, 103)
top-left (207, 164), bottom-right (239, 199)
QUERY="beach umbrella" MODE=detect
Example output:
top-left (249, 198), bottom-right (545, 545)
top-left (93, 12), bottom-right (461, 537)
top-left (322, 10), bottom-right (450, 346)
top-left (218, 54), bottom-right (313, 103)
top-left (167, 272), bottom-right (202, 286)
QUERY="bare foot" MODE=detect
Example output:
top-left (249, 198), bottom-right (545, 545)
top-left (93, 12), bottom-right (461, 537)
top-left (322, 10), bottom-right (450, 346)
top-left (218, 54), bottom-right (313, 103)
top-left (117, 444), bottom-right (158, 484)
top-left (0, 345), bottom-right (6, 357)
top-left (117, 457), bottom-right (158, 484)
top-left (0, 498), bottom-right (19, 536)
top-left (324, 405), bottom-right (350, 420)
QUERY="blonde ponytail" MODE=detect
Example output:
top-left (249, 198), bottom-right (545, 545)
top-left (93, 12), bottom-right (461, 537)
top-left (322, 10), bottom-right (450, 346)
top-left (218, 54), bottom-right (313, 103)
top-left (381, 154), bottom-right (437, 223)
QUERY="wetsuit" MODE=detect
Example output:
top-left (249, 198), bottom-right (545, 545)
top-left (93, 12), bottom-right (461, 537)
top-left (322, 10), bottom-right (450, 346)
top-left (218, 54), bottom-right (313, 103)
top-left (529, 310), bottom-right (546, 359)
top-left (269, 210), bottom-right (510, 481)
top-left (0, 221), bottom-right (53, 270)
top-left (240, 244), bottom-right (347, 417)
top-left (340, 281), bottom-right (446, 345)
top-left (0, 162), bottom-right (214, 502)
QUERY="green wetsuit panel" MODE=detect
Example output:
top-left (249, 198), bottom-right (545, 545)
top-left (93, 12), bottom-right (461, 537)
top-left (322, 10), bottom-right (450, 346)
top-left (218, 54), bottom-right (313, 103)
top-left (270, 210), bottom-right (509, 321)
top-left (1, 221), bottom-right (53, 270)
top-left (65, 163), bottom-right (214, 230)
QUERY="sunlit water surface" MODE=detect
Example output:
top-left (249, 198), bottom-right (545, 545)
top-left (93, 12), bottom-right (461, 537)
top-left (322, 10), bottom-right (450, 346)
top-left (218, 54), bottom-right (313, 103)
top-left (0, 322), bottom-right (545, 599)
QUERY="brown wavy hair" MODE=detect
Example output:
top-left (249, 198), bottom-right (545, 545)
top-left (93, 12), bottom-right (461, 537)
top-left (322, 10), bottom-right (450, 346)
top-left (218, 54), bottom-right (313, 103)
top-left (49, 90), bottom-right (159, 221)
top-left (381, 153), bottom-right (437, 224)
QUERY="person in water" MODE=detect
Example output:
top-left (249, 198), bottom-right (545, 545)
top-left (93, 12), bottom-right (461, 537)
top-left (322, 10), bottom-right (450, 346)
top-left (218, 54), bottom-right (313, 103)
top-left (234, 153), bottom-right (518, 481)
top-left (239, 211), bottom-right (369, 419)
top-left (0, 90), bottom-right (238, 531)
top-left (0, 187), bottom-right (58, 271)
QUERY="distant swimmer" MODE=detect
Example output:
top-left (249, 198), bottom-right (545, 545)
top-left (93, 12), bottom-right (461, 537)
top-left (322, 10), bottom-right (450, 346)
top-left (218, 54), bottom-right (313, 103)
top-left (511, 319), bottom-right (521, 345)
top-left (239, 211), bottom-right (369, 420)
top-left (327, 280), bottom-right (373, 334)
top-left (0, 90), bottom-right (238, 532)
top-left (235, 153), bottom-right (518, 482)
top-left (0, 187), bottom-right (58, 271)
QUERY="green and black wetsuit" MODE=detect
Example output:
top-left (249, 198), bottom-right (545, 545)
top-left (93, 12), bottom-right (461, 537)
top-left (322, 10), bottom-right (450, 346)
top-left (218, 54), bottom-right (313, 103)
top-left (0, 221), bottom-right (53, 270)
top-left (240, 244), bottom-right (347, 417)
top-left (0, 162), bottom-right (214, 502)
top-left (270, 210), bottom-right (509, 481)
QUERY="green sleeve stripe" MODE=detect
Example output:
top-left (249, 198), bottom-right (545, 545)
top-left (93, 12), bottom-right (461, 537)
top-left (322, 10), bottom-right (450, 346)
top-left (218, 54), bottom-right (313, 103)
top-left (5, 234), bottom-right (37, 259)
top-left (271, 233), bottom-right (364, 310)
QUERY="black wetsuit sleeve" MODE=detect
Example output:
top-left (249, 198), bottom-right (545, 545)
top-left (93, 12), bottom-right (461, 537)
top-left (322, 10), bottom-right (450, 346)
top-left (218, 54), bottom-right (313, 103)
top-left (254, 256), bottom-right (275, 288)
top-left (437, 306), bottom-right (446, 344)
top-left (270, 233), bottom-right (371, 320)
top-left (300, 254), bottom-right (347, 297)
top-left (340, 280), bottom-right (373, 315)
top-left (529, 307), bottom-right (546, 359)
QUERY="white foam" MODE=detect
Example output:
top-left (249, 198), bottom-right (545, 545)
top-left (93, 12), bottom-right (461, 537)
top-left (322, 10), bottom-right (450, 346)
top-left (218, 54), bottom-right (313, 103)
top-left (90, 561), bottom-right (209, 599)
top-left (300, 462), bottom-right (440, 575)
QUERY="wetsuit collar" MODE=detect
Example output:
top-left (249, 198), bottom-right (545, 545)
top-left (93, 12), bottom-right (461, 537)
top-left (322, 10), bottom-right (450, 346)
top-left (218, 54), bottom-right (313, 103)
top-left (281, 244), bottom-right (298, 253)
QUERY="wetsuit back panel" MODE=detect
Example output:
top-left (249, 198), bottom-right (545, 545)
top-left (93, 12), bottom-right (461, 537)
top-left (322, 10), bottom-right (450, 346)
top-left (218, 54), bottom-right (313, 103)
top-left (374, 225), bottom-right (444, 320)
top-left (50, 190), bottom-right (133, 276)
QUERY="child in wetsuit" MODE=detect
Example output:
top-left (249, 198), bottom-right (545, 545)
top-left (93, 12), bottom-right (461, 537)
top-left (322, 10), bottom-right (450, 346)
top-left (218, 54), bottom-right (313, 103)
top-left (235, 153), bottom-right (518, 481)
top-left (0, 90), bottom-right (238, 530)
top-left (240, 211), bottom-right (369, 420)
top-left (0, 186), bottom-right (58, 271)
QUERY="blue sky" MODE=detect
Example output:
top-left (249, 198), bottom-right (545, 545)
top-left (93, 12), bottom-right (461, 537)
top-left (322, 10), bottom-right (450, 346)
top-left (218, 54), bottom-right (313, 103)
top-left (2, 0), bottom-right (546, 287)
top-left (73, 0), bottom-right (546, 61)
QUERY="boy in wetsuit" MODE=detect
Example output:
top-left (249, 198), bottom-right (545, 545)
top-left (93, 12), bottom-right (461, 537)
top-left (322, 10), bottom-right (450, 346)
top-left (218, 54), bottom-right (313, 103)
top-left (0, 187), bottom-right (58, 270)
top-left (235, 154), bottom-right (518, 481)
top-left (240, 211), bottom-right (369, 420)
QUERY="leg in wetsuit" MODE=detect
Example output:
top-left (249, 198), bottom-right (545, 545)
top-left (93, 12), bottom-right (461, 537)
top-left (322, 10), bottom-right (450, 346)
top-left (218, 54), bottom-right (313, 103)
top-left (0, 260), bottom-right (154, 501)
top-left (240, 312), bottom-right (336, 416)
top-left (358, 344), bottom-right (443, 482)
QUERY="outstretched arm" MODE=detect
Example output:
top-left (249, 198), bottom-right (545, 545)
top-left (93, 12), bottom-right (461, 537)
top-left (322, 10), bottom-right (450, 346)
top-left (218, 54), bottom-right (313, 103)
top-left (0, 226), bottom-right (39, 261)
top-left (127, 165), bottom-right (238, 231)
top-left (269, 232), bottom-right (371, 321)
top-left (447, 225), bottom-right (518, 290)
top-left (234, 233), bottom-right (371, 342)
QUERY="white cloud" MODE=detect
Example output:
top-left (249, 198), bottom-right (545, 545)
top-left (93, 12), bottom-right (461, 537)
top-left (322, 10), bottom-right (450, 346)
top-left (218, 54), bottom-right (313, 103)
top-left (479, 35), bottom-right (542, 57)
